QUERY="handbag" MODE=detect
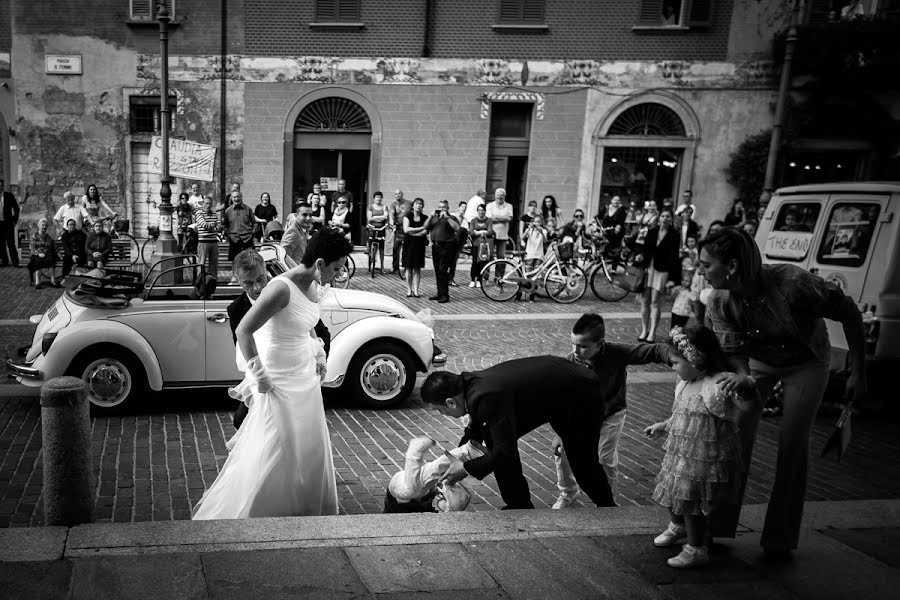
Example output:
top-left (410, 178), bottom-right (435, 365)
top-left (477, 239), bottom-right (493, 262)
top-left (615, 265), bottom-right (645, 293)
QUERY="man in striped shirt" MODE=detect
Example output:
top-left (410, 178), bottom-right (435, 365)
top-left (195, 196), bottom-right (221, 279)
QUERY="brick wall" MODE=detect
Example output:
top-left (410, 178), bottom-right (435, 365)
top-left (244, 0), bottom-right (425, 56)
top-left (12, 0), bottom-right (244, 55)
top-left (527, 89), bottom-right (587, 215)
top-left (429, 0), bottom-right (735, 61)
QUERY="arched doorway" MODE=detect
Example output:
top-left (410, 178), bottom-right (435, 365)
top-left (284, 89), bottom-right (382, 244)
top-left (591, 92), bottom-right (699, 217)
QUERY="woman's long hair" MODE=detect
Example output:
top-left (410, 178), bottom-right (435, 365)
top-left (84, 184), bottom-right (101, 203)
top-left (541, 195), bottom-right (559, 223)
top-left (698, 227), bottom-right (762, 285)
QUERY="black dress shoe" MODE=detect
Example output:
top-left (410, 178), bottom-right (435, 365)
top-left (428, 294), bottom-right (441, 301)
top-left (438, 297), bottom-right (449, 303)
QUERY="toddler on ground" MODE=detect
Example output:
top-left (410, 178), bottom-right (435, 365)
top-left (644, 325), bottom-right (745, 568)
top-left (386, 437), bottom-right (485, 512)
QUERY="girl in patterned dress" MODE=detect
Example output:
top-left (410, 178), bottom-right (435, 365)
top-left (644, 325), bottom-right (745, 568)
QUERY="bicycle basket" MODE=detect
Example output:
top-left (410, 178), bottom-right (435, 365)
top-left (115, 219), bottom-right (130, 234)
top-left (555, 242), bottom-right (574, 262)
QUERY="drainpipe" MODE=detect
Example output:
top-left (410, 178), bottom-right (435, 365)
top-left (219, 0), bottom-right (227, 203)
top-left (761, 0), bottom-right (802, 211)
top-left (422, 0), bottom-right (432, 57)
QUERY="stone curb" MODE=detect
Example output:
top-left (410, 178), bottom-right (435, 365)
top-left (3, 499), bottom-right (898, 562)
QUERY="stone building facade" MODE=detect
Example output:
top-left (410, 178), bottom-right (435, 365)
top-left (4, 0), bottom-right (799, 242)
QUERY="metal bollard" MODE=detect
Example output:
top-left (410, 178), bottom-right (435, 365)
top-left (41, 376), bottom-right (95, 526)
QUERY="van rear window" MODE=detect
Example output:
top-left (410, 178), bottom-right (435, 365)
top-left (764, 202), bottom-right (821, 261)
top-left (816, 203), bottom-right (880, 268)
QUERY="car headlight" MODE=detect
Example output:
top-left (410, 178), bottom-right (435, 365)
top-left (41, 332), bottom-right (58, 355)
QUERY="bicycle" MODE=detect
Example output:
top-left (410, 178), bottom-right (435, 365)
top-left (366, 224), bottom-right (388, 277)
top-left (141, 225), bottom-right (161, 268)
top-left (480, 240), bottom-right (587, 304)
top-left (97, 216), bottom-right (140, 266)
top-left (580, 230), bottom-right (629, 302)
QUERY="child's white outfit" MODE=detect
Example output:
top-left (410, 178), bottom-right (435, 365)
top-left (671, 286), bottom-right (693, 320)
top-left (524, 227), bottom-right (547, 261)
top-left (389, 437), bottom-right (485, 512)
top-left (652, 375), bottom-right (744, 517)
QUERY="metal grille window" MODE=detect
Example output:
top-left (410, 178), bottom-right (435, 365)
top-left (130, 0), bottom-right (175, 20)
top-left (295, 98), bottom-right (371, 133)
top-left (315, 0), bottom-right (361, 22)
top-left (129, 96), bottom-right (176, 134)
top-left (607, 103), bottom-right (686, 137)
top-left (498, 0), bottom-right (546, 24)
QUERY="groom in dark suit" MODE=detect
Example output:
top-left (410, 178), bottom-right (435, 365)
top-left (228, 248), bottom-right (331, 429)
top-left (421, 356), bottom-right (614, 509)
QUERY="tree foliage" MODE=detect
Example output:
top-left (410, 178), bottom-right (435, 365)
top-left (725, 129), bottom-right (771, 208)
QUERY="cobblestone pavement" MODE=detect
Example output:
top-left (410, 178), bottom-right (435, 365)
top-left (2, 254), bottom-right (899, 527)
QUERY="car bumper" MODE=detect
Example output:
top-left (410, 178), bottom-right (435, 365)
top-left (6, 358), bottom-right (42, 381)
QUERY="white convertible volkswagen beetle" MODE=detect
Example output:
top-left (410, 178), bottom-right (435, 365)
top-left (7, 244), bottom-right (445, 414)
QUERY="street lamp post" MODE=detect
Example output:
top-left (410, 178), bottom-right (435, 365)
top-left (152, 1), bottom-right (177, 268)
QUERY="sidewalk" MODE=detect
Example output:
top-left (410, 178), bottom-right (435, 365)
top-left (1, 499), bottom-right (898, 599)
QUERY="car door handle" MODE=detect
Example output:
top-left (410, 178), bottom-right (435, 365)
top-left (207, 313), bottom-right (229, 324)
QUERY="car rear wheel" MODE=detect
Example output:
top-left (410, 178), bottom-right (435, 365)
top-left (346, 342), bottom-right (416, 408)
top-left (67, 346), bottom-right (147, 415)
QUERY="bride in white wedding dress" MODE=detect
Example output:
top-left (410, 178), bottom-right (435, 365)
top-left (192, 228), bottom-right (353, 519)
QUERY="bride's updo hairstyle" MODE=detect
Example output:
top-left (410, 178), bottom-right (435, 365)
top-left (301, 226), bottom-right (354, 267)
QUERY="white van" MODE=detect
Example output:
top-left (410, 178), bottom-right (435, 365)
top-left (758, 182), bottom-right (899, 397)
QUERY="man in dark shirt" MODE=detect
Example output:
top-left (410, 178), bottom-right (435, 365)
top-left (422, 356), bottom-right (615, 509)
top-left (223, 192), bottom-right (255, 271)
top-left (552, 313), bottom-right (672, 508)
top-left (227, 249), bottom-right (331, 429)
top-left (425, 199), bottom-right (460, 303)
top-left (0, 179), bottom-right (21, 268)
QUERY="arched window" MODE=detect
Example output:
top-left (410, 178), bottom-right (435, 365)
top-left (294, 97), bottom-right (371, 133)
top-left (607, 103), bottom-right (686, 137)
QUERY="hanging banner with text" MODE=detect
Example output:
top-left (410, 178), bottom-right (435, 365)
top-left (148, 136), bottom-right (218, 182)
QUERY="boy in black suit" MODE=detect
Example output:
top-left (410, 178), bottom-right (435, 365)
top-left (228, 248), bottom-right (330, 428)
top-left (421, 356), bottom-right (615, 509)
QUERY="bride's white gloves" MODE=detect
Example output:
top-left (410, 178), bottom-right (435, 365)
top-left (247, 355), bottom-right (274, 394)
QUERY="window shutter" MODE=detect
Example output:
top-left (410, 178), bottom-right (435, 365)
top-left (522, 0), bottom-right (545, 22)
top-left (638, 0), bottom-right (664, 25)
top-left (337, 0), bottom-right (360, 20)
top-left (131, 0), bottom-right (152, 19)
top-left (315, 0), bottom-right (336, 20)
top-left (687, 0), bottom-right (713, 27)
top-left (499, 0), bottom-right (523, 22)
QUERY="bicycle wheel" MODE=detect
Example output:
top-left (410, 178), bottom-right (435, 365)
top-left (332, 264), bottom-right (351, 288)
top-left (479, 259), bottom-right (521, 302)
top-left (368, 242), bottom-right (377, 277)
top-left (590, 261), bottom-right (629, 301)
top-left (141, 238), bottom-right (158, 268)
top-left (113, 233), bottom-right (140, 266)
top-left (346, 254), bottom-right (356, 279)
top-left (544, 263), bottom-right (587, 304)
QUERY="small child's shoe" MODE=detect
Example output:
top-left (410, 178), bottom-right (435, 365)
top-left (667, 544), bottom-right (709, 568)
top-left (653, 522), bottom-right (687, 547)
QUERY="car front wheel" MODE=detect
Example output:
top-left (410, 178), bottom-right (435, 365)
top-left (67, 346), bottom-right (147, 415)
top-left (346, 342), bottom-right (416, 408)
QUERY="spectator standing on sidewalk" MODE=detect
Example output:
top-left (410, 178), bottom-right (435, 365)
top-left (330, 179), bottom-right (354, 217)
top-left (468, 203), bottom-right (494, 288)
top-left (0, 178), bottom-right (20, 268)
top-left (27, 218), bottom-right (59, 288)
top-left (426, 199), bottom-right (461, 304)
top-left (60, 219), bottom-right (86, 276)
top-left (367, 191), bottom-right (389, 273)
top-left (224, 182), bottom-right (241, 210)
top-left (449, 201), bottom-right (468, 286)
top-left (402, 197), bottom-right (428, 298)
top-left (187, 182), bottom-right (205, 210)
top-left (551, 313), bottom-right (672, 508)
top-left (462, 189), bottom-right (485, 224)
top-left (253, 192), bottom-right (278, 242)
top-left (82, 184), bottom-right (116, 228)
top-left (390, 189), bottom-right (411, 275)
top-left (53, 192), bottom-right (88, 232)
top-left (486, 188), bottom-right (513, 280)
top-left (518, 199), bottom-right (539, 246)
top-left (674, 190), bottom-right (696, 217)
top-left (541, 195), bottom-right (563, 234)
top-left (223, 192), bottom-right (256, 279)
top-left (282, 202), bottom-right (313, 266)
top-left (195, 196), bottom-right (221, 279)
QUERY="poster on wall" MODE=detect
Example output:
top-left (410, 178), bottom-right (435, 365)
top-left (319, 177), bottom-right (339, 191)
top-left (148, 136), bottom-right (217, 182)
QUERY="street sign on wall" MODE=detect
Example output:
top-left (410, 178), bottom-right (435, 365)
top-left (148, 136), bottom-right (218, 182)
top-left (45, 55), bottom-right (82, 75)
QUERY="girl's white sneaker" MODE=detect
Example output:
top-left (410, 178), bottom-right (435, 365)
top-left (667, 544), bottom-right (709, 568)
top-left (653, 522), bottom-right (687, 547)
